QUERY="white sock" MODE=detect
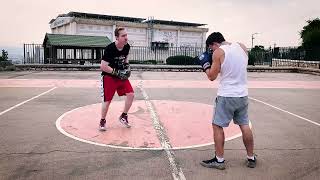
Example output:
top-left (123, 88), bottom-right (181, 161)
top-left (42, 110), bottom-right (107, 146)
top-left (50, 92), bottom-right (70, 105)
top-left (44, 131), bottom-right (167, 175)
top-left (215, 156), bottom-right (224, 162)
top-left (247, 155), bottom-right (255, 160)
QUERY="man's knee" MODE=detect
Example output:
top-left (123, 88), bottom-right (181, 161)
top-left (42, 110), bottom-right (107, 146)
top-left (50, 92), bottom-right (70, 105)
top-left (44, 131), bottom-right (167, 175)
top-left (102, 101), bottom-right (111, 107)
top-left (240, 125), bottom-right (253, 138)
top-left (212, 123), bottom-right (223, 131)
top-left (126, 92), bottom-right (134, 99)
top-left (239, 124), bottom-right (251, 132)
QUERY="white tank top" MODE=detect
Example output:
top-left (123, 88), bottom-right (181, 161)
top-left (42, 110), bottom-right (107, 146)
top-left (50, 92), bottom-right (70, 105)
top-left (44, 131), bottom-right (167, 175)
top-left (217, 43), bottom-right (248, 97)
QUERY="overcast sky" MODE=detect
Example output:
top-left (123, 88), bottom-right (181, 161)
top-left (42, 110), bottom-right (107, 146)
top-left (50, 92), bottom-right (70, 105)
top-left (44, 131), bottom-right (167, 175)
top-left (0, 0), bottom-right (319, 49)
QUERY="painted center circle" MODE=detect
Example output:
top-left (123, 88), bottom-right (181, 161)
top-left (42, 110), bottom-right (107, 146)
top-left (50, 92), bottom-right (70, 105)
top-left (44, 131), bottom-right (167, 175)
top-left (57, 100), bottom-right (242, 149)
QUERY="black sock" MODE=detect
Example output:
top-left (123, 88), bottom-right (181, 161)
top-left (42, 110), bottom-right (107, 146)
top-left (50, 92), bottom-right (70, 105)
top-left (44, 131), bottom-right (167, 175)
top-left (101, 118), bottom-right (105, 121)
top-left (122, 112), bottom-right (127, 116)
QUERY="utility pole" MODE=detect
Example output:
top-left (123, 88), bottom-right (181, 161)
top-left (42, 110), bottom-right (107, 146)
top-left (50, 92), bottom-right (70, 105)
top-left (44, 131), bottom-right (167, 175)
top-left (251, 33), bottom-right (258, 48)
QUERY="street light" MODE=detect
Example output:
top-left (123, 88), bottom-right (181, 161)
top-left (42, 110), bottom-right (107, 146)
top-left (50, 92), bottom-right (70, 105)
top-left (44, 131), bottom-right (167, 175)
top-left (251, 33), bottom-right (259, 48)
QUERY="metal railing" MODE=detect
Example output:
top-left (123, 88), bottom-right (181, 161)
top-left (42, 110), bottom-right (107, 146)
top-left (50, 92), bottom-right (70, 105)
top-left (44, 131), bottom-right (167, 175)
top-left (23, 44), bottom-right (319, 68)
top-left (270, 47), bottom-right (320, 69)
top-left (129, 46), bottom-right (205, 64)
top-left (24, 44), bottom-right (205, 65)
top-left (23, 44), bottom-right (44, 64)
top-left (249, 47), bottom-right (320, 68)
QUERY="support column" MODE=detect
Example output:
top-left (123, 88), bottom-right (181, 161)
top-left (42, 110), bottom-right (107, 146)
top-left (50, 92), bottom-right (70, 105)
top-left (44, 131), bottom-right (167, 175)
top-left (177, 30), bottom-right (181, 47)
top-left (202, 32), bottom-right (206, 49)
top-left (112, 24), bottom-right (116, 42)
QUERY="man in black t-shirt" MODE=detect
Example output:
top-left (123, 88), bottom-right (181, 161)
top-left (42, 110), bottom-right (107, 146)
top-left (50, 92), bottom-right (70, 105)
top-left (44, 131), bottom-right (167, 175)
top-left (99, 27), bottom-right (134, 131)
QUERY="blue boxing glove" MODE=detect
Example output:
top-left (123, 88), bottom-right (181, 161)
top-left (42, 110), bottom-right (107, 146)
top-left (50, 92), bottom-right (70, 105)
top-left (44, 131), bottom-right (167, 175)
top-left (198, 51), bottom-right (212, 71)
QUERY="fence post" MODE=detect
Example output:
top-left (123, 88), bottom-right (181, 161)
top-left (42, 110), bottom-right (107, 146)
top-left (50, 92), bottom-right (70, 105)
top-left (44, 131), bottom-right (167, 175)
top-left (23, 44), bottom-right (25, 64)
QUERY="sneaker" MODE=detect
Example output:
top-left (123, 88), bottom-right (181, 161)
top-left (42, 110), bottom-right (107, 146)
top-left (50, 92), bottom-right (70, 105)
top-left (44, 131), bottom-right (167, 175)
top-left (119, 114), bottom-right (131, 128)
top-left (200, 157), bottom-right (225, 170)
top-left (99, 119), bottom-right (106, 131)
top-left (246, 155), bottom-right (257, 168)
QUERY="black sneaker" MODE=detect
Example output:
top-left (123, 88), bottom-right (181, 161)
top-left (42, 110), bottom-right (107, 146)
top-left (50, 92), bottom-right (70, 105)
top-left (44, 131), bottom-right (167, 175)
top-left (246, 155), bottom-right (257, 168)
top-left (99, 119), bottom-right (106, 131)
top-left (200, 157), bottom-right (225, 170)
top-left (119, 114), bottom-right (131, 128)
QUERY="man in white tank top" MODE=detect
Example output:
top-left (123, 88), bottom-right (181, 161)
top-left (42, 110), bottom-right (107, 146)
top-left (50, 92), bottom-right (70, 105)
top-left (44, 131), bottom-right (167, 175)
top-left (199, 32), bottom-right (256, 170)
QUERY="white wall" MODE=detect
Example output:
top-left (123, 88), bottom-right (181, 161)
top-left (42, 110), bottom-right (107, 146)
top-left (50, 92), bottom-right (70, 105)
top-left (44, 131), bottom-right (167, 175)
top-left (179, 31), bottom-right (203, 47)
top-left (76, 23), bottom-right (113, 38)
top-left (153, 29), bottom-right (177, 46)
top-left (50, 19), bottom-right (207, 47)
top-left (126, 27), bottom-right (147, 46)
top-left (51, 28), bottom-right (57, 34)
top-left (65, 24), bottom-right (71, 34)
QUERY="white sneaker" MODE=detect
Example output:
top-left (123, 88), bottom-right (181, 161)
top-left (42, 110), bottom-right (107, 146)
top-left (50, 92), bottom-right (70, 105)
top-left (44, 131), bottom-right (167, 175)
top-left (99, 119), bottom-right (106, 131)
top-left (119, 114), bottom-right (131, 128)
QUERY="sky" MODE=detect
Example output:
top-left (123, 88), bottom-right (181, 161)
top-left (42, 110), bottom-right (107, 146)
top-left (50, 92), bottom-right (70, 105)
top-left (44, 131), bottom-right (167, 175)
top-left (0, 0), bottom-right (319, 51)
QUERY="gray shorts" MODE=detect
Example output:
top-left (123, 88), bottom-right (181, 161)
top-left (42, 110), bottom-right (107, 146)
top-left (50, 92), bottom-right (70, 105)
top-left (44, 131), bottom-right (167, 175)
top-left (213, 96), bottom-right (249, 127)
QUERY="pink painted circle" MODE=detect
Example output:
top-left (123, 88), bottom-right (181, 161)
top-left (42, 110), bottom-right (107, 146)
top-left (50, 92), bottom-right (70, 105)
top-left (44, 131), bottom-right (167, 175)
top-left (57, 100), bottom-right (242, 149)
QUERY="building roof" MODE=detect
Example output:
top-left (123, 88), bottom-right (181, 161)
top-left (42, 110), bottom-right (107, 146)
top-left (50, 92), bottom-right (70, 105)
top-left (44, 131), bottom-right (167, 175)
top-left (49, 12), bottom-right (206, 27)
top-left (53, 12), bottom-right (146, 23)
top-left (143, 19), bottom-right (206, 27)
top-left (43, 33), bottom-right (111, 48)
top-left (48, 19), bottom-right (56, 24)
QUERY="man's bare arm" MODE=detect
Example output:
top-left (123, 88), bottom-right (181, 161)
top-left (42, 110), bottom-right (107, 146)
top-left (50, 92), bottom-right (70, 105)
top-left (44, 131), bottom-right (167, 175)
top-left (205, 48), bottom-right (223, 81)
top-left (100, 60), bottom-right (113, 73)
top-left (238, 42), bottom-right (248, 56)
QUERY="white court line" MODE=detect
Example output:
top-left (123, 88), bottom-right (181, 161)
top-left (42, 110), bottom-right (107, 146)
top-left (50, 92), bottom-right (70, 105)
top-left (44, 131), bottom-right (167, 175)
top-left (249, 97), bottom-right (320, 127)
top-left (55, 105), bottom-right (164, 151)
top-left (55, 102), bottom-right (244, 151)
top-left (0, 87), bottom-right (57, 116)
top-left (137, 81), bottom-right (186, 180)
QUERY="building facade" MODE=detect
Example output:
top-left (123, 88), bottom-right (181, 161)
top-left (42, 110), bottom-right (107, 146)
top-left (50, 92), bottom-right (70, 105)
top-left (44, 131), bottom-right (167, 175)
top-left (49, 12), bottom-right (208, 48)
top-left (32, 12), bottom-right (208, 64)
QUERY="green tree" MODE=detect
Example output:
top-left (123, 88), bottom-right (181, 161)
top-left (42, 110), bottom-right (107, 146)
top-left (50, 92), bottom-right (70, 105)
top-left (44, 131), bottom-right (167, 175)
top-left (251, 45), bottom-right (265, 51)
top-left (249, 45), bottom-right (267, 65)
top-left (0, 49), bottom-right (8, 61)
top-left (300, 18), bottom-right (320, 61)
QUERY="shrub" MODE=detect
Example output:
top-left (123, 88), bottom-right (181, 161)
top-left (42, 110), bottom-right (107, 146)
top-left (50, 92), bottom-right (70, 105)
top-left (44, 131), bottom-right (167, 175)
top-left (0, 61), bottom-right (13, 68)
top-left (248, 52), bottom-right (256, 65)
top-left (130, 60), bottom-right (157, 64)
top-left (166, 55), bottom-right (197, 65)
top-left (5, 65), bottom-right (16, 71)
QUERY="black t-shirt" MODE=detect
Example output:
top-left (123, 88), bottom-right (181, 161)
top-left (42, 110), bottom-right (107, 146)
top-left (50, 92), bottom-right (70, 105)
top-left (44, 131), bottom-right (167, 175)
top-left (101, 42), bottom-right (130, 76)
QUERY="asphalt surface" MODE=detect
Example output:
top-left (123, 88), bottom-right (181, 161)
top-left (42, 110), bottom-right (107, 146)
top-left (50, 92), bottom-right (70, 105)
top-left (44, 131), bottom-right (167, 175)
top-left (0, 71), bottom-right (319, 180)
